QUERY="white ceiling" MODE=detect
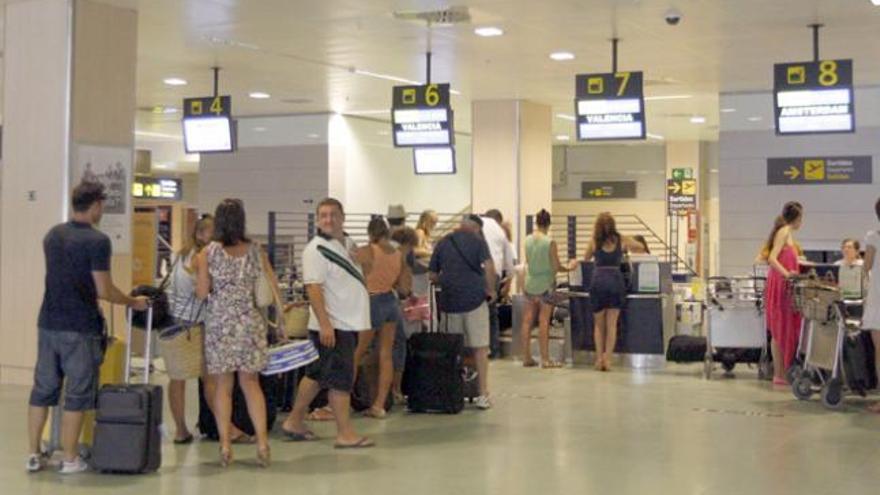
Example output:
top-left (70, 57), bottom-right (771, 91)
top-left (7, 0), bottom-right (880, 168)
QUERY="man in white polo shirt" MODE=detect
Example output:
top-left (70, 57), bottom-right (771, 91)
top-left (482, 209), bottom-right (516, 358)
top-left (281, 198), bottom-right (374, 449)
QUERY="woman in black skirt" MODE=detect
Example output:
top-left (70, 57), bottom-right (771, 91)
top-left (583, 213), bottom-right (642, 371)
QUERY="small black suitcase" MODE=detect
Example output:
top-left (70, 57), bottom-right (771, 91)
top-left (666, 335), bottom-right (708, 363)
top-left (403, 285), bottom-right (465, 414)
top-left (91, 307), bottom-right (163, 474)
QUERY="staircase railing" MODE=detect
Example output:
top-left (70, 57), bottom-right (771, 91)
top-left (527, 213), bottom-right (697, 276)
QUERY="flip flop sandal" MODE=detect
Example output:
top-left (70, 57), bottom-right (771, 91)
top-left (363, 408), bottom-right (387, 419)
top-left (334, 437), bottom-right (375, 450)
top-left (307, 407), bottom-right (336, 422)
top-left (281, 428), bottom-right (318, 442)
top-left (522, 360), bottom-right (538, 368)
top-left (173, 434), bottom-right (195, 445)
top-left (541, 361), bottom-right (563, 369)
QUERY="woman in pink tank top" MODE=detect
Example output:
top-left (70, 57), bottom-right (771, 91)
top-left (763, 202), bottom-right (804, 387)
top-left (354, 217), bottom-right (412, 418)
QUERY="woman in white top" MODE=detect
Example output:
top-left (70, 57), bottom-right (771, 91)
top-left (863, 199), bottom-right (880, 412)
top-left (164, 215), bottom-right (214, 444)
top-left (835, 238), bottom-right (864, 299)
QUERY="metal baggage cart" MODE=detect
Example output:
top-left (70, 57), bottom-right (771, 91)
top-left (702, 276), bottom-right (771, 379)
top-left (790, 300), bottom-right (861, 409)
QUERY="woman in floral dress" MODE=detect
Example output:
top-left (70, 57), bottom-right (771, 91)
top-left (196, 199), bottom-right (281, 468)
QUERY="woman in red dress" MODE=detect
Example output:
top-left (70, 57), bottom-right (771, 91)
top-left (764, 202), bottom-right (804, 387)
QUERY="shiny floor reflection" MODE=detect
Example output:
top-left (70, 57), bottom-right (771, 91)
top-left (2, 360), bottom-right (878, 495)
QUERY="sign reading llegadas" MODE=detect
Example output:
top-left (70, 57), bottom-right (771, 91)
top-left (767, 156), bottom-right (872, 185)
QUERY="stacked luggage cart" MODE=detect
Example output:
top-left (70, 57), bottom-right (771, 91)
top-left (701, 275), bottom-right (772, 379)
top-left (787, 277), bottom-right (866, 409)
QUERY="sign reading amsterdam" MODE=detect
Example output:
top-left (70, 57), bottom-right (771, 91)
top-left (767, 156), bottom-right (872, 185)
top-left (392, 83), bottom-right (453, 147)
top-left (575, 71), bottom-right (645, 141)
top-left (773, 59), bottom-right (854, 135)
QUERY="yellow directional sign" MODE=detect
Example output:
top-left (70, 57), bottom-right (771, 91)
top-left (804, 160), bottom-right (825, 181)
top-left (667, 182), bottom-right (681, 194)
top-left (783, 166), bottom-right (800, 180)
top-left (681, 179), bottom-right (696, 196)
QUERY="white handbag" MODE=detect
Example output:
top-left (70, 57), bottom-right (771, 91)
top-left (253, 246), bottom-right (274, 308)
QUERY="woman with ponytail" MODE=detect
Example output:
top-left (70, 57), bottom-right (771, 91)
top-left (763, 201), bottom-right (804, 387)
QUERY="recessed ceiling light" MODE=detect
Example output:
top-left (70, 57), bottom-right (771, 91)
top-left (555, 113), bottom-right (576, 121)
top-left (249, 92), bottom-right (271, 99)
top-left (555, 135), bottom-right (570, 141)
top-left (690, 116), bottom-right (706, 124)
top-left (647, 133), bottom-right (666, 140)
top-left (253, 126), bottom-right (267, 132)
top-left (163, 77), bottom-right (188, 86)
top-left (154, 163), bottom-right (171, 169)
top-left (747, 116), bottom-right (763, 122)
top-left (474, 26), bottom-right (504, 37)
top-left (307, 133), bottom-right (320, 139)
top-left (377, 130), bottom-right (390, 136)
top-left (720, 108), bottom-right (737, 113)
top-left (549, 51), bottom-right (575, 61)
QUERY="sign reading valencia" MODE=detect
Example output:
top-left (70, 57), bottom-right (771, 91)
top-left (767, 156), bottom-right (872, 185)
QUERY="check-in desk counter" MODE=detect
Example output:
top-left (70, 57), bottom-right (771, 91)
top-left (568, 258), bottom-right (674, 368)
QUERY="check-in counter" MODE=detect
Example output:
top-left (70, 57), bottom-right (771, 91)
top-left (568, 258), bottom-right (674, 368)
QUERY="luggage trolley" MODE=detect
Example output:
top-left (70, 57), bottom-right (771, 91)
top-left (789, 279), bottom-right (864, 409)
top-left (702, 275), bottom-right (771, 379)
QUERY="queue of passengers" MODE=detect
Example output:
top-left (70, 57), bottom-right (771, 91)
top-left (24, 181), bottom-right (880, 473)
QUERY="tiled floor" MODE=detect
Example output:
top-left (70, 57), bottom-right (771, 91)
top-left (2, 361), bottom-right (878, 495)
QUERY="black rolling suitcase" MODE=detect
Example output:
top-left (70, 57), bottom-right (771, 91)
top-left (91, 306), bottom-right (163, 474)
top-left (403, 285), bottom-right (465, 414)
top-left (197, 373), bottom-right (281, 440)
top-left (666, 335), bottom-right (708, 363)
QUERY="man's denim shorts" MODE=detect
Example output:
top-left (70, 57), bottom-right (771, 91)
top-left (29, 328), bottom-right (104, 412)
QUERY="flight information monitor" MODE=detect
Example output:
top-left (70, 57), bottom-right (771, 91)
top-left (575, 71), bottom-right (645, 141)
top-left (773, 59), bottom-right (854, 135)
top-left (413, 146), bottom-right (456, 175)
top-left (392, 83), bottom-right (453, 147)
top-left (182, 95), bottom-right (234, 153)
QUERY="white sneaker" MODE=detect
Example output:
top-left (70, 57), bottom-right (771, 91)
top-left (26, 453), bottom-right (46, 473)
top-left (59, 456), bottom-right (89, 475)
top-left (474, 395), bottom-right (492, 410)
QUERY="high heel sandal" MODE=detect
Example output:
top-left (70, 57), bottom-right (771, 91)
top-left (219, 446), bottom-right (233, 468)
top-left (257, 446), bottom-right (271, 468)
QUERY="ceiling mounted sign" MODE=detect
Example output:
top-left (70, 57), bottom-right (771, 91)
top-left (773, 59), bottom-right (854, 135)
top-left (391, 83), bottom-right (454, 147)
top-left (575, 71), bottom-right (646, 141)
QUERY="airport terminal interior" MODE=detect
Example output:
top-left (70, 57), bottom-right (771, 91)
top-left (1, 0), bottom-right (879, 493)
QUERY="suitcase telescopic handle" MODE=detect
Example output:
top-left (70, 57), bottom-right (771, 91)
top-left (125, 303), bottom-right (154, 385)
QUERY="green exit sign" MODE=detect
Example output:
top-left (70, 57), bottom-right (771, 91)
top-left (672, 168), bottom-right (693, 180)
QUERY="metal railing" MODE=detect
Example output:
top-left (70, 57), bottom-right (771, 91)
top-left (526, 213), bottom-right (697, 275)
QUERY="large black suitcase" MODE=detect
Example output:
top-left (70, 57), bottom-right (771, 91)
top-left (91, 307), bottom-right (163, 474)
top-left (843, 330), bottom-right (878, 395)
top-left (666, 335), bottom-right (707, 363)
top-left (197, 373), bottom-right (282, 440)
top-left (402, 285), bottom-right (465, 414)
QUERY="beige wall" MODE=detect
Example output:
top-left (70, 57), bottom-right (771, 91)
top-left (0, 0), bottom-right (72, 384)
top-left (472, 100), bottom-right (552, 254)
top-left (0, 0), bottom-right (137, 384)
